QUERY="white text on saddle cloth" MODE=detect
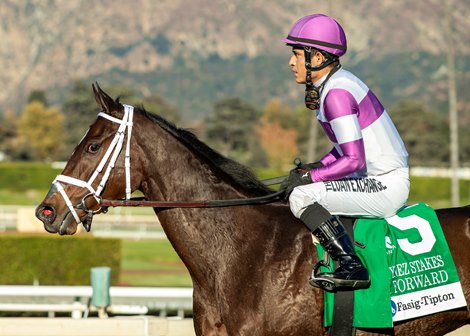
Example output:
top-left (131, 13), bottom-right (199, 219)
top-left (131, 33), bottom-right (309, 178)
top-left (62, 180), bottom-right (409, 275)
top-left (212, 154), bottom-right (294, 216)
top-left (386, 209), bottom-right (467, 322)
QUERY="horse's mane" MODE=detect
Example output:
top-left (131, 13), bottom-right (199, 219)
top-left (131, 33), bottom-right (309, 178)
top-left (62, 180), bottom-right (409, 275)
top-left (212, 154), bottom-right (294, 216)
top-left (139, 107), bottom-right (273, 197)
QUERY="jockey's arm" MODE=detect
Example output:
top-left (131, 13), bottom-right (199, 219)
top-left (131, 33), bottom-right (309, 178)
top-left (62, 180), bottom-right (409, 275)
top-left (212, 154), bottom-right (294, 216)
top-left (319, 147), bottom-right (341, 166)
top-left (309, 89), bottom-right (366, 182)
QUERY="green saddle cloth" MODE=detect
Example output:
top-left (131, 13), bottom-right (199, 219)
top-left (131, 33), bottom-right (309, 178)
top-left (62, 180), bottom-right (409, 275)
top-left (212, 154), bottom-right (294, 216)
top-left (318, 202), bottom-right (467, 328)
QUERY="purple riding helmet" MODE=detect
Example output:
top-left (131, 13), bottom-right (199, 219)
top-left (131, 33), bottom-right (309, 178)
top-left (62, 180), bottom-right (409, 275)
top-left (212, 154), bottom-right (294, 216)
top-left (282, 13), bottom-right (347, 59)
top-left (283, 14), bottom-right (347, 109)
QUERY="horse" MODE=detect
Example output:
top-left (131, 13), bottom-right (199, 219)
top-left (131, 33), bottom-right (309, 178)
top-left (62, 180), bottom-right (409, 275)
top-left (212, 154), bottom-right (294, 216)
top-left (36, 84), bottom-right (470, 335)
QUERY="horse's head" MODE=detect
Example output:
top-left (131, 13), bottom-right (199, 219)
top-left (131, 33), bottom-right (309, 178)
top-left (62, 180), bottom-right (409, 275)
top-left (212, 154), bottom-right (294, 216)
top-left (36, 84), bottom-right (142, 235)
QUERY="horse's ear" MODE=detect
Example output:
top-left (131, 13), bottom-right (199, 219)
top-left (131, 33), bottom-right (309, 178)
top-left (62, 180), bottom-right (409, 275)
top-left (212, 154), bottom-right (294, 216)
top-left (92, 82), bottom-right (122, 117)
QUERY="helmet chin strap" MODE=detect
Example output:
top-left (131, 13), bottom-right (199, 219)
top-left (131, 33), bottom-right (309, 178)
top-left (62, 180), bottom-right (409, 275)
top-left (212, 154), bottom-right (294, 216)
top-left (304, 46), bottom-right (341, 110)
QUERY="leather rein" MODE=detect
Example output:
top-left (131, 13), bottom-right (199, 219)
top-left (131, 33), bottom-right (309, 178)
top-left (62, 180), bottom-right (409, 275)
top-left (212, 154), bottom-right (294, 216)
top-left (100, 170), bottom-right (287, 209)
top-left (101, 188), bottom-right (286, 209)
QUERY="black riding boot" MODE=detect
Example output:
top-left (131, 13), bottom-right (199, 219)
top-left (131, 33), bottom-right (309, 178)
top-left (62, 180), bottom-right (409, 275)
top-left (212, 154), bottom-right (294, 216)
top-left (299, 204), bottom-right (370, 292)
top-left (310, 216), bottom-right (370, 291)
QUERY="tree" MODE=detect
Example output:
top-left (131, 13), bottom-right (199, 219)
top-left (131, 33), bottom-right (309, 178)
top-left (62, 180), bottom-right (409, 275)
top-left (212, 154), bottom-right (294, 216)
top-left (389, 100), bottom-right (449, 166)
top-left (141, 95), bottom-right (181, 125)
top-left (262, 99), bottom-right (299, 129)
top-left (459, 128), bottom-right (470, 165)
top-left (257, 121), bottom-right (299, 170)
top-left (0, 110), bottom-right (18, 159)
top-left (61, 80), bottom-right (101, 157)
top-left (256, 100), bottom-right (299, 169)
top-left (17, 101), bottom-right (65, 161)
top-left (258, 99), bottom-right (333, 166)
top-left (27, 89), bottom-right (48, 106)
top-left (204, 97), bottom-right (264, 166)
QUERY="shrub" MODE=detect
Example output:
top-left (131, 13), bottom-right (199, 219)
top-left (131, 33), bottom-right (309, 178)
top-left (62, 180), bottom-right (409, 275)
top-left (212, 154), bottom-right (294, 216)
top-left (0, 162), bottom-right (61, 191)
top-left (0, 234), bottom-right (121, 285)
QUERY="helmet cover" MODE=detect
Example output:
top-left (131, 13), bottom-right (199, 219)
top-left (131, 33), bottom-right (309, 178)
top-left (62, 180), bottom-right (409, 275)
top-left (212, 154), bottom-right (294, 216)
top-left (282, 14), bottom-right (347, 57)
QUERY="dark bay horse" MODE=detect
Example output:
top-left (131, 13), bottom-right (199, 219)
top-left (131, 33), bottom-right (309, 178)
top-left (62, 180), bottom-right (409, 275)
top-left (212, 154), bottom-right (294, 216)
top-left (36, 84), bottom-right (470, 335)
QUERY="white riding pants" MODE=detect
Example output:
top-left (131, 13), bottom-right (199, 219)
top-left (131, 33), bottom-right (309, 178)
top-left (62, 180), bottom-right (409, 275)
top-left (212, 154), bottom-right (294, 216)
top-left (289, 168), bottom-right (410, 219)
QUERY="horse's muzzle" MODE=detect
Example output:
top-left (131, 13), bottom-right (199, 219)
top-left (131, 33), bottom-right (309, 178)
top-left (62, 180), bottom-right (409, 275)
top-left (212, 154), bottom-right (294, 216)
top-left (35, 204), bottom-right (78, 235)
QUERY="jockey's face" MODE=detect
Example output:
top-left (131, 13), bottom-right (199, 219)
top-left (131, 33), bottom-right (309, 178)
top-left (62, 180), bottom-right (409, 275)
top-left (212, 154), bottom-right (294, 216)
top-left (289, 48), bottom-right (307, 84)
top-left (288, 47), bottom-right (329, 85)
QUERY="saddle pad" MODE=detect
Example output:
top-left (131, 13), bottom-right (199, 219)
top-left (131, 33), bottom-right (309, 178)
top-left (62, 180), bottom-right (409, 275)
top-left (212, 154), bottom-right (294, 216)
top-left (319, 202), bottom-right (467, 328)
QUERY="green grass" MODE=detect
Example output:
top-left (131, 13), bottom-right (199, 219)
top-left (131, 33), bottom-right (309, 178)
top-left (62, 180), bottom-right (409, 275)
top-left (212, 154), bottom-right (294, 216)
top-left (120, 239), bottom-right (192, 287)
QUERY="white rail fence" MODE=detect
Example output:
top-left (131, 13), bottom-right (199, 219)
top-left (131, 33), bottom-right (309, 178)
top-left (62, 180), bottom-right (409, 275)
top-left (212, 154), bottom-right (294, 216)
top-left (0, 286), bottom-right (193, 318)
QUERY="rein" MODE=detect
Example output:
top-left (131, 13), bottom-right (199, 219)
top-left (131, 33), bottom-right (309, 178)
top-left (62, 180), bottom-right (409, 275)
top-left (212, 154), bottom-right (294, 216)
top-left (101, 189), bottom-right (286, 209)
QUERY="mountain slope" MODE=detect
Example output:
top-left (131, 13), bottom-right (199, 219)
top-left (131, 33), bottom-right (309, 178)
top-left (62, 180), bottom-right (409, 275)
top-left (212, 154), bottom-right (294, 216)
top-left (1, 0), bottom-right (468, 119)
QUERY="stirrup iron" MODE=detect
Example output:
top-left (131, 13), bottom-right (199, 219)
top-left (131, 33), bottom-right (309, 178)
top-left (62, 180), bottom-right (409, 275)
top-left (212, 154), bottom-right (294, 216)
top-left (309, 259), bottom-right (337, 292)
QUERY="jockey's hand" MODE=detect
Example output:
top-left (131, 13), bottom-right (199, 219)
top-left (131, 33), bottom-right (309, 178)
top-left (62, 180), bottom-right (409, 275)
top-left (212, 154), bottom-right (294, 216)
top-left (280, 169), bottom-right (313, 199)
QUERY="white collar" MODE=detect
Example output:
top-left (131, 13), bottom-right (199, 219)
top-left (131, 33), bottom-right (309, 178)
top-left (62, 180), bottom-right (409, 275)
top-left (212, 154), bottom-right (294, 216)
top-left (313, 73), bottom-right (329, 88)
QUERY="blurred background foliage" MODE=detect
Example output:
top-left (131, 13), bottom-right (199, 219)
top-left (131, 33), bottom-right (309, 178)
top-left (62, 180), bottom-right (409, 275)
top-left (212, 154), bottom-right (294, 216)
top-left (1, 80), bottom-right (466, 169)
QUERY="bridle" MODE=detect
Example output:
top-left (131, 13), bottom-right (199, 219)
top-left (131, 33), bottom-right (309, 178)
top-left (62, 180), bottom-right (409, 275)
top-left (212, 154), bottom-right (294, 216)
top-left (51, 104), bottom-right (134, 231)
top-left (50, 104), bottom-right (285, 232)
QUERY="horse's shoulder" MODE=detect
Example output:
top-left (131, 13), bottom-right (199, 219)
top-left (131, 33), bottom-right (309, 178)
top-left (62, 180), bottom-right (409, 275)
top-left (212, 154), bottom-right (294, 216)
top-left (262, 202), bottom-right (312, 247)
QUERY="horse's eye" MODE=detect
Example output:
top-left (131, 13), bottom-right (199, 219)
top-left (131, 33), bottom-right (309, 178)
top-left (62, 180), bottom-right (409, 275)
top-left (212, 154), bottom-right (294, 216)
top-left (87, 143), bottom-right (101, 154)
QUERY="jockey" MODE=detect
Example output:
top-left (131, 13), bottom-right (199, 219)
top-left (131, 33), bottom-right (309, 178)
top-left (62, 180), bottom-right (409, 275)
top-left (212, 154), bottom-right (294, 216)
top-left (281, 14), bottom-right (410, 291)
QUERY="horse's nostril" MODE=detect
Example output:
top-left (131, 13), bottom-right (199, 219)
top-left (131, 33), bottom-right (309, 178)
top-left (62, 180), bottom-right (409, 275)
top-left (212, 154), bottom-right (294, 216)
top-left (42, 208), bottom-right (54, 217)
top-left (37, 205), bottom-right (56, 222)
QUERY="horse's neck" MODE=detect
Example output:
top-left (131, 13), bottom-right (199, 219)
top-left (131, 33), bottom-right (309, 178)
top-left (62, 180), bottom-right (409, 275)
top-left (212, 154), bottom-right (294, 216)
top-left (141, 144), bottom-right (242, 201)
top-left (135, 121), bottom-right (252, 273)
top-left (135, 115), bottom-right (253, 204)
